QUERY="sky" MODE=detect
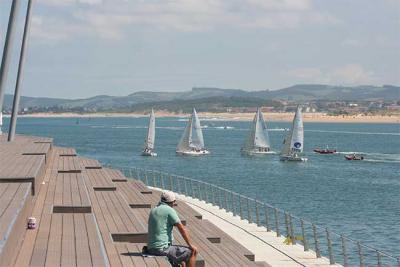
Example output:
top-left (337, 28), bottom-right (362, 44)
top-left (0, 0), bottom-right (399, 98)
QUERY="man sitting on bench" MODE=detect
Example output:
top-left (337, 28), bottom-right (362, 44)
top-left (146, 191), bottom-right (198, 267)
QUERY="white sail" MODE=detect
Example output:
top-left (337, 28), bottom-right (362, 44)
top-left (254, 108), bottom-right (270, 148)
top-left (243, 108), bottom-right (271, 150)
top-left (290, 106), bottom-right (304, 153)
top-left (144, 109), bottom-right (155, 150)
top-left (177, 114), bottom-right (193, 152)
top-left (189, 109), bottom-right (204, 149)
top-left (281, 106), bottom-right (304, 156)
top-left (177, 108), bottom-right (205, 152)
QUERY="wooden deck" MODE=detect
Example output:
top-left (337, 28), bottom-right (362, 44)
top-left (0, 135), bottom-right (268, 266)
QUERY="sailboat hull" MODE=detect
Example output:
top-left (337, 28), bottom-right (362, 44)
top-left (241, 149), bottom-right (276, 156)
top-left (141, 151), bottom-right (157, 157)
top-left (176, 150), bottom-right (210, 156)
top-left (280, 155), bottom-right (308, 162)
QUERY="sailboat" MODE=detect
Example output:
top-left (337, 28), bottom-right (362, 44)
top-left (280, 106), bottom-right (307, 162)
top-left (241, 108), bottom-right (275, 155)
top-left (141, 109), bottom-right (157, 157)
top-left (176, 108), bottom-right (210, 156)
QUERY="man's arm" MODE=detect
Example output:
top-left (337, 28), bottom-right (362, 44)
top-left (175, 223), bottom-right (198, 255)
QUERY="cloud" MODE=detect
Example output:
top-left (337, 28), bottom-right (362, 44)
top-left (32, 0), bottom-right (340, 42)
top-left (340, 39), bottom-right (364, 47)
top-left (331, 64), bottom-right (376, 85)
top-left (288, 64), bottom-right (377, 85)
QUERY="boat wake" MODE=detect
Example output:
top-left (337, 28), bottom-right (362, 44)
top-left (215, 126), bottom-right (235, 130)
top-left (306, 130), bottom-right (400, 136)
top-left (338, 152), bottom-right (400, 163)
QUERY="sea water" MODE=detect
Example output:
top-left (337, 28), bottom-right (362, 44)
top-left (3, 117), bottom-right (399, 258)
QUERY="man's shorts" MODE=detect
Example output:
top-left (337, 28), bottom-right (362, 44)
top-left (148, 245), bottom-right (192, 265)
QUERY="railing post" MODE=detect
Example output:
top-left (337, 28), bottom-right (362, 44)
top-left (341, 235), bottom-right (348, 267)
top-left (160, 172), bottom-right (165, 189)
top-left (190, 179), bottom-right (195, 198)
top-left (265, 206), bottom-right (271, 231)
top-left (144, 170), bottom-right (148, 186)
top-left (274, 208), bottom-right (280, 237)
top-left (289, 214), bottom-right (296, 245)
top-left (357, 242), bottom-right (364, 267)
top-left (169, 175), bottom-right (173, 191)
top-left (377, 251), bottom-right (382, 267)
top-left (177, 176), bottom-right (181, 194)
top-left (135, 168), bottom-right (140, 182)
top-left (239, 195), bottom-right (243, 219)
top-left (204, 183), bottom-right (208, 203)
top-left (313, 224), bottom-right (321, 258)
top-left (284, 213), bottom-right (290, 240)
top-left (211, 185), bottom-right (216, 205)
top-left (300, 219), bottom-right (308, 251)
top-left (224, 190), bottom-right (228, 211)
top-left (246, 197), bottom-right (251, 223)
top-left (231, 192), bottom-right (235, 215)
top-left (152, 171), bottom-right (156, 187)
top-left (255, 200), bottom-right (260, 226)
top-left (218, 188), bottom-right (223, 209)
top-left (326, 228), bottom-right (335, 265)
top-left (184, 177), bottom-right (188, 196)
top-left (198, 182), bottom-right (203, 201)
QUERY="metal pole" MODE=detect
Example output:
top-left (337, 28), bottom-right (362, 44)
top-left (239, 195), bottom-right (243, 219)
top-left (357, 242), bottom-right (364, 267)
top-left (203, 183), bottom-right (208, 203)
top-left (0, 0), bottom-right (22, 115)
top-left (341, 235), bottom-right (349, 267)
top-left (169, 175), bottom-right (173, 191)
top-left (255, 200), bottom-right (260, 226)
top-left (231, 192), bottom-right (235, 215)
top-left (224, 190), bottom-right (228, 211)
top-left (177, 176), bottom-right (181, 193)
top-left (300, 219), bottom-right (308, 251)
top-left (377, 251), bottom-right (382, 267)
top-left (135, 168), bottom-right (140, 181)
top-left (160, 172), bottom-right (165, 189)
top-left (190, 179), bottom-right (195, 198)
top-left (265, 206), bottom-right (271, 231)
top-left (198, 182), bottom-right (203, 201)
top-left (144, 170), bottom-right (148, 186)
top-left (284, 213), bottom-right (290, 239)
top-left (313, 224), bottom-right (321, 258)
top-left (152, 171), bottom-right (156, 187)
top-left (9, 0), bottom-right (34, 141)
top-left (289, 214), bottom-right (296, 245)
top-left (246, 197), bottom-right (251, 223)
top-left (184, 178), bottom-right (188, 195)
top-left (274, 208), bottom-right (280, 237)
top-left (211, 184), bottom-right (215, 205)
top-left (326, 228), bottom-right (335, 265)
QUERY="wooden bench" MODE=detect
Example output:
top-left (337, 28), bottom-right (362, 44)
top-left (13, 146), bottom-right (108, 267)
top-left (84, 168), bottom-right (117, 191)
top-left (22, 143), bottom-right (52, 163)
top-left (0, 154), bottom-right (46, 195)
top-left (78, 156), bottom-right (102, 169)
top-left (57, 154), bottom-right (82, 173)
top-left (0, 183), bottom-right (33, 267)
top-left (52, 172), bottom-right (92, 213)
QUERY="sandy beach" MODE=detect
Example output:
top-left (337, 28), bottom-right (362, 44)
top-left (11, 112), bottom-right (400, 123)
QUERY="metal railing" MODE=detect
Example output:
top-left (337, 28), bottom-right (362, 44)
top-left (118, 166), bottom-right (399, 267)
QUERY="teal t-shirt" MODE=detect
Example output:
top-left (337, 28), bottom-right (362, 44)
top-left (148, 202), bottom-right (181, 250)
